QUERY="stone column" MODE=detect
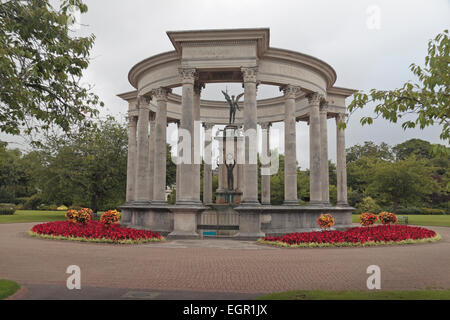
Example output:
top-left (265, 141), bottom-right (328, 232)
top-left (203, 122), bottom-right (213, 204)
top-left (308, 93), bottom-right (323, 205)
top-left (151, 87), bottom-right (169, 204)
top-left (126, 114), bottom-right (138, 203)
top-left (135, 95), bottom-right (151, 204)
top-left (177, 68), bottom-right (198, 204)
top-left (241, 67), bottom-right (259, 205)
top-left (260, 122), bottom-right (271, 205)
top-left (175, 121), bottom-right (181, 202)
top-left (320, 101), bottom-right (329, 204)
top-left (283, 85), bottom-right (301, 205)
top-left (148, 112), bottom-right (156, 202)
top-left (336, 113), bottom-right (348, 205)
top-left (193, 82), bottom-right (203, 202)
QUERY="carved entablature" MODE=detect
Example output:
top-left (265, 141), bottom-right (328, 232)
top-left (281, 85), bottom-right (301, 99)
top-left (241, 67), bottom-right (258, 83)
top-left (179, 68), bottom-right (198, 84)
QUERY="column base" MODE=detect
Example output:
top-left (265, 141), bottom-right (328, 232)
top-left (308, 201), bottom-right (325, 207)
top-left (336, 201), bottom-right (349, 207)
top-left (239, 199), bottom-right (261, 206)
top-left (132, 200), bottom-right (151, 206)
top-left (151, 199), bottom-right (167, 206)
top-left (283, 200), bottom-right (299, 206)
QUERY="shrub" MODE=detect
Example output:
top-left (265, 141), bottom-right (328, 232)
top-left (0, 207), bottom-right (15, 215)
top-left (100, 209), bottom-right (121, 226)
top-left (24, 194), bottom-right (43, 210)
top-left (359, 197), bottom-right (379, 213)
top-left (395, 207), bottom-right (423, 215)
top-left (57, 205), bottom-right (68, 211)
top-left (37, 204), bottom-right (58, 211)
top-left (359, 212), bottom-right (377, 226)
top-left (69, 205), bottom-right (82, 210)
top-left (65, 208), bottom-right (93, 225)
top-left (317, 214), bottom-right (335, 230)
top-left (378, 212), bottom-right (397, 224)
top-left (76, 208), bottom-right (93, 224)
top-left (421, 208), bottom-right (445, 215)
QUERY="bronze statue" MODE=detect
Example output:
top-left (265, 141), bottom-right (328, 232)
top-left (222, 90), bottom-right (244, 124)
top-left (225, 160), bottom-right (236, 191)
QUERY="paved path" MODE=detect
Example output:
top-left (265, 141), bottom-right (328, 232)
top-left (1, 222), bottom-right (449, 299)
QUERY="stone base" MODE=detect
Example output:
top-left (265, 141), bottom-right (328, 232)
top-left (120, 201), bottom-right (354, 240)
top-left (167, 204), bottom-right (207, 239)
top-left (215, 190), bottom-right (242, 205)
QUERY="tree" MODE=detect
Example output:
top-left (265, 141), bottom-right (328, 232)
top-left (347, 30), bottom-right (449, 156)
top-left (346, 141), bottom-right (393, 163)
top-left (366, 157), bottom-right (436, 213)
top-left (393, 138), bottom-right (432, 160)
top-left (0, 0), bottom-right (102, 138)
top-left (38, 116), bottom-right (127, 211)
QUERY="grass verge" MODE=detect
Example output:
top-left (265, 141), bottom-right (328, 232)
top-left (0, 210), bottom-right (66, 224)
top-left (0, 279), bottom-right (20, 300)
top-left (257, 233), bottom-right (441, 248)
top-left (28, 231), bottom-right (165, 245)
top-left (256, 289), bottom-right (450, 300)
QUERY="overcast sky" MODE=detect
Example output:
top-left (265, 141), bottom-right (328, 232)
top-left (2, 0), bottom-right (449, 169)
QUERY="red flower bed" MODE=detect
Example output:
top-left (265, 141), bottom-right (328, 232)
top-left (31, 221), bottom-right (162, 243)
top-left (263, 225), bottom-right (436, 245)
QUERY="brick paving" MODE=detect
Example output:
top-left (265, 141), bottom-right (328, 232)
top-left (1, 222), bottom-right (449, 299)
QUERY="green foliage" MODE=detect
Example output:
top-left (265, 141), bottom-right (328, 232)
top-left (366, 157), bottom-right (436, 213)
top-left (393, 138), bottom-right (433, 160)
top-left (0, 0), bottom-right (103, 138)
top-left (359, 196), bottom-right (379, 213)
top-left (0, 207), bottom-right (15, 215)
top-left (421, 208), bottom-right (446, 215)
top-left (347, 30), bottom-right (449, 156)
top-left (37, 116), bottom-right (127, 212)
top-left (346, 141), bottom-right (393, 163)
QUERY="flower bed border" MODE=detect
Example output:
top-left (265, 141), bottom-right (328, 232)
top-left (28, 230), bottom-right (165, 245)
top-left (257, 233), bottom-right (441, 248)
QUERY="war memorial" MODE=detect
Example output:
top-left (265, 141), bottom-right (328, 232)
top-left (118, 28), bottom-right (356, 239)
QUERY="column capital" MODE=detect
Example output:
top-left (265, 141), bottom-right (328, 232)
top-left (280, 85), bottom-right (301, 99)
top-left (260, 122), bottom-right (272, 130)
top-left (151, 87), bottom-right (171, 101)
top-left (149, 111), bottom-right (156, 122)
top-left (194, 82), bottom-right (205, 95)
top-left (179, 68), bottom-right (198, 84)
top-left (241, 66), bottom-right (258, 83)
top-left (126, 114), bottom-right (138, 126)
top-left (203, 122), bottom-right (214, 130)
top-left (137, 95), bottom-right (151, 109)
top-left (335, 113), bottom-right (347, 123)
top-left (319, 99), bottom-right (329, 114)
top-left (307, 92), bottom-right (325, 106)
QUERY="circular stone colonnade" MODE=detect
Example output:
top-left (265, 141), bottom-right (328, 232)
top-left (118, 28), bottom-right (356, 239)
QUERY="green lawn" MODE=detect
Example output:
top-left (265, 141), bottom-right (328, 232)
top-left (0, 279), bottom-right (20, 300)
top-left (257, 289), bottom-right (450, 300)
top-left (0, 210), bottom-right (66, 224)
top-left (352, 214), bottom-right (450, 227)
